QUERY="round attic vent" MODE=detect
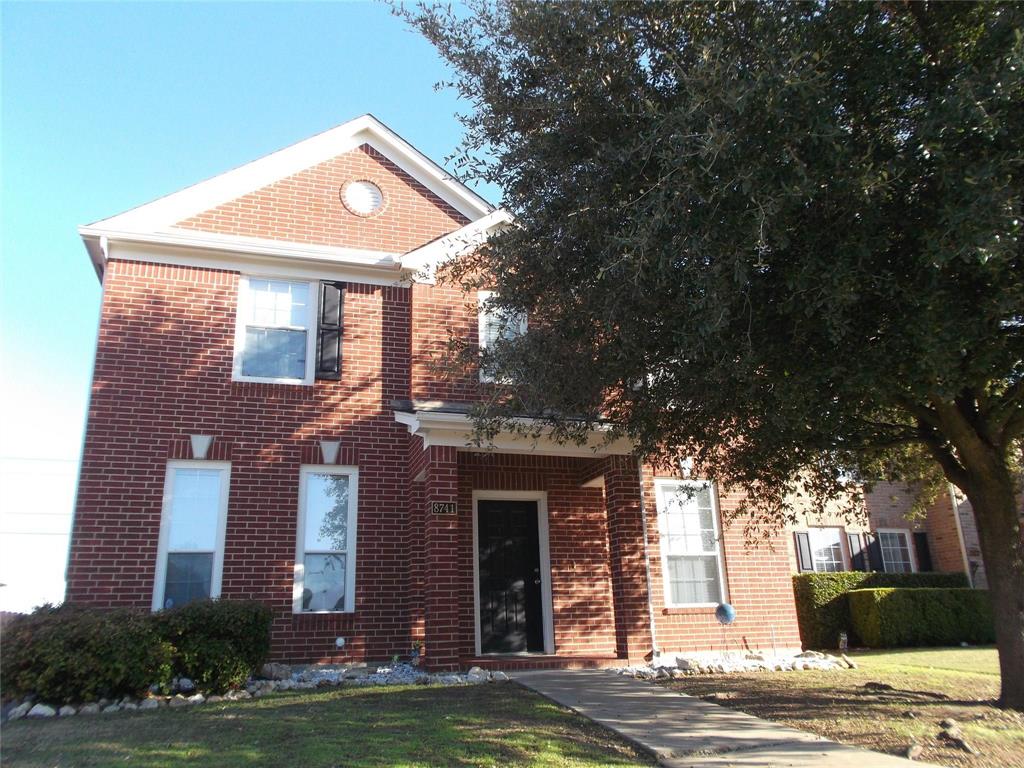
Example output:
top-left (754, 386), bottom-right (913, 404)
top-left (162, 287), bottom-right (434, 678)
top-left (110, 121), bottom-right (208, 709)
top-left (341, 180), bottom-right (384, 216)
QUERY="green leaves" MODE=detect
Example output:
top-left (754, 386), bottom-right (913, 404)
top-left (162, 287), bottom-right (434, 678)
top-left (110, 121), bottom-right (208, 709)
top-left (406, 0), bottom-right (1023, 524)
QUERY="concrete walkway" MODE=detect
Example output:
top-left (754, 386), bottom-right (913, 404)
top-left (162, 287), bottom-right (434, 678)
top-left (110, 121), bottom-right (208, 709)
top-left (511, 670), bottom-right (942, 767)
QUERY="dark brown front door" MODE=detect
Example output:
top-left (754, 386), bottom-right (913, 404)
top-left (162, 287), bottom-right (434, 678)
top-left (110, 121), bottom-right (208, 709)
top-left (477, 499), bottom-right (544, 653)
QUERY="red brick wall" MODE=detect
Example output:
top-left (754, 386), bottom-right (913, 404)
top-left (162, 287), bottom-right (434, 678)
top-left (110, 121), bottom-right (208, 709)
top-left (645, 468), bottom-right (804, 655)
top-left (68, 259), bottom-right (415, 663)
top-left (175, 144), bottom-right (469, 251)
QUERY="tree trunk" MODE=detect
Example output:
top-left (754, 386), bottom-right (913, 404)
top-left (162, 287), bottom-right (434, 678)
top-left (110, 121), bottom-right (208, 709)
top-left (962, 469), bottom-right (1024, 710)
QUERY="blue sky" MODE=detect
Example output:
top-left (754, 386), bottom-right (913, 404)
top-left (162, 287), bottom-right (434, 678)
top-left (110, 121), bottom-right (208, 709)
top-left (0, 1), bottom-right (492, 611)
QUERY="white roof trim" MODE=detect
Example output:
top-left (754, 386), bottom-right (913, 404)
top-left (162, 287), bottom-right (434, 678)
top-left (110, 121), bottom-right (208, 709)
top-left (394, 409), bottom-right (633, 457)
top-left (401, 209), bottom-right (514, 283)
top-left (85, 114), bottom-right (494, 234)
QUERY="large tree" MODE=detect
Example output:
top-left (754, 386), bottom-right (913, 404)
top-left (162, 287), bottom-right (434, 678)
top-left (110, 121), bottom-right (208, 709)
top-left (405, 1), bottom-right (1024, 707)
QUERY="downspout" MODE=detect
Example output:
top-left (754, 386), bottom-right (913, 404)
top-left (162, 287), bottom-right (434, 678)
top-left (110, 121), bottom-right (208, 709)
top-left (637, 458), bottom-right (660, 660)
top-left (947, 482), bottom-right (973, 587)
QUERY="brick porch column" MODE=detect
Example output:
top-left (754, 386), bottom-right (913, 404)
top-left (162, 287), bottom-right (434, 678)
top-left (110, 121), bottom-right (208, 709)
top-left (604, 456), bottom-right (654, 662)
top-left (423, 444), bottom-right (460, 671)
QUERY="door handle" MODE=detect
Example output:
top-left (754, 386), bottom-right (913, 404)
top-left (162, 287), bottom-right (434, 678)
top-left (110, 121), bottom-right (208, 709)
top-left (533, 578), bottom-right (542, 585)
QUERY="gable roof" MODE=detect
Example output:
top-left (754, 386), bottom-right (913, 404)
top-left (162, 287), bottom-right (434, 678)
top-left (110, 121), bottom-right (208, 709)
top-left (80, 114), bottom-right (495, 276)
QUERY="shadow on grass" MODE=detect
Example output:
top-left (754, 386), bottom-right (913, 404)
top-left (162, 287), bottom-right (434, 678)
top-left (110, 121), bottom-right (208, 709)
top-left (3, 684), bottom-right (651, 768)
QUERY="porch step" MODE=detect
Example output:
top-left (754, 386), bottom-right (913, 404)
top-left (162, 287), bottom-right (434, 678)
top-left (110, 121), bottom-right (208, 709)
top-left (462, 655), bottom-right (623, 671)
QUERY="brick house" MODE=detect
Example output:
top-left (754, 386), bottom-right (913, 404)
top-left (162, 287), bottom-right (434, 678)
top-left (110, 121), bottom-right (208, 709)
top-left (788, 482), bottom-right (986, 587)
top-left (72, 114), bottom-right (892, 671)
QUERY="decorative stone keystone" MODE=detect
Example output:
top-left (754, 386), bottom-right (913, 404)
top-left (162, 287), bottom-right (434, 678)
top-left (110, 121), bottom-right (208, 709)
top-left (190, 434), bottom-right (213, 460)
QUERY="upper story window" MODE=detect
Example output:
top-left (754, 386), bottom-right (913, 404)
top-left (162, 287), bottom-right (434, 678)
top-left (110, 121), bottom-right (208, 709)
top-left (294, 465), bottom-right (358, 613)
top-left (477, 290), bottom-right (527, 382)
top-left (655, 479), bottom-right (727, 607)
top-left (233, 277), bottom-right (344, 385)
top-left (152, 461), bottom-right (230, 611)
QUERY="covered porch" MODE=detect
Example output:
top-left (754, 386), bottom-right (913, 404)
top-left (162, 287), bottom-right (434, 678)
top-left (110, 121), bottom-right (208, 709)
top-left (395, 404), bottom-right (654, 671)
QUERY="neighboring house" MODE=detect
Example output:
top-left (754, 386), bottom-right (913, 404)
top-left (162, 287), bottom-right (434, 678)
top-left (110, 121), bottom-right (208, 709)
top-left (789, 482), bottom-right (986, 587)
top-left (68, 115), bottom-right (805, 671)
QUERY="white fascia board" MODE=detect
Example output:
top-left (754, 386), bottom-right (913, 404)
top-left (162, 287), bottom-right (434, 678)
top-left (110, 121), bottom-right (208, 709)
top-left (85, 115), bottom-right (493, 235)
top-left (81, 226), bottom-right (400, 267)
top-left (402, 209), bottom-right (515, 283)
top-left (393, 409), bottom-right (633, 457)
top-left (103, 239), bottom-right (404, 288)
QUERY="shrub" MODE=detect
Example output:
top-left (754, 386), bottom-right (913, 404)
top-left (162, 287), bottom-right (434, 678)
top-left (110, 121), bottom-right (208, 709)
top-left (792, 571), bottom-right (969, 649)
top-left (154, 599), bottom-right (272, 693)
top-left (849, 588), bottom-right (994, 647)
top-left (0, 605), bottom-right (173, 703)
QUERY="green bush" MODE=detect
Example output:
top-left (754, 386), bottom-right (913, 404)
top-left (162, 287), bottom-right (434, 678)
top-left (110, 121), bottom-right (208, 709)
top-left (792, 571), bottom-right (969, 649)
top-left (849, 588), bottom-right (994, 647)
top-left (0, 605), bottom-right (173, 703)
top-left (154, 599), bottom-right (272, 693)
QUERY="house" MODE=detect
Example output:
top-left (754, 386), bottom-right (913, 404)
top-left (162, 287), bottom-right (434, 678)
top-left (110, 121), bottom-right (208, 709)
top-left (789, 482), bottom-right (986, 587)
top-left (68, 115), bottom-right (818, 670)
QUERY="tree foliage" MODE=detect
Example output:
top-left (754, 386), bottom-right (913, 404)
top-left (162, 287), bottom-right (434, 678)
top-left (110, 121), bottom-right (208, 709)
top-left (404, 0), bottom-right (1024, 706)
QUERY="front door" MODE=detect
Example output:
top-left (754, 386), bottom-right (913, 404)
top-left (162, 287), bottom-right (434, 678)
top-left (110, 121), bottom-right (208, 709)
top-left (477, 499), bottom-right (544, 653)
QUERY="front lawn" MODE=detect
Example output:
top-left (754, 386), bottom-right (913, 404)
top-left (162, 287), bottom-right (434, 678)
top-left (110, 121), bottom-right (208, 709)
top-left (3, 683), bottom-right (654, 768)
top-left (661, 646), bottom-right (1023, 768)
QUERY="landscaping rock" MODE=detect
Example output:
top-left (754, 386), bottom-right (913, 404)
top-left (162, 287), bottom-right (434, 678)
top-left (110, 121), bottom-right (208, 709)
top-left (841, 653), bottom-right (858, 669)
top-left (187, 694), bottom-right (205, 705)
top-left (905, 743), bottom-right (923, 760)
top-left (168, 695), bottom-right (189, 708)
top-left (177, 678), bottom-right (195, 693)
top-left (206, 695), bottom-right (224, 703)
top-left (7, 702), bottom-right (32, 721)
top-left (491, 671), bottom-right (510, 682)
top-left (58, 705), bottom-right (77, 717)
top-left (261, 662), bottom-right (292, 680)
top-left (101, 704), bottom-right (121, 714)
top-left (27, 703), bottom-right (56, 718)
top-left (466, 667), bottom-right (490, 683)
top-left (139, 698), bottom-right (160, 710)
top-left (121, 702), bottom-right (138, 711)
top-left (940, 717), bottom-right (959, 729)
top-left (78, 703), bottom-right (100, 715)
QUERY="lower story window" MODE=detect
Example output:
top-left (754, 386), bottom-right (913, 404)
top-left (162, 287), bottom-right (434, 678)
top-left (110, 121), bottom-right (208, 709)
top-left (656, 480), bottom-right (727, 606)
top-left (153, 461), bottom-right (230, 611)
top-left (878, 530), bottom-right (914, 573)
top-left (809, 528), bottom-right (845, 572)
top-left (294, 465), bottom-right (358, 613)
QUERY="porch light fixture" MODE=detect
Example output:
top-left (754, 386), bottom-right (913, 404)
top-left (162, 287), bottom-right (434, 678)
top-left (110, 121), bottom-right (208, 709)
top-left (190, 434), bottom-right (213, 460)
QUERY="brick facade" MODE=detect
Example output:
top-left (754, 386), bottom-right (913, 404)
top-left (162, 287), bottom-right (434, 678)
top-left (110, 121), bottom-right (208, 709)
top-left (70, 123), bottom-right (809, 668)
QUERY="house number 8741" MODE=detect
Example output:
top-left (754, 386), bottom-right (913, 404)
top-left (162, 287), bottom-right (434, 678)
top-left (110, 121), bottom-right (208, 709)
top-left (430, 502), bottom-right (456, 515)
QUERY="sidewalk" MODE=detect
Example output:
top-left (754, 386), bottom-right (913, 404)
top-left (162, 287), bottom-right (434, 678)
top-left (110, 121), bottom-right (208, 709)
top-left (511, 670), bottom-right (943, 767)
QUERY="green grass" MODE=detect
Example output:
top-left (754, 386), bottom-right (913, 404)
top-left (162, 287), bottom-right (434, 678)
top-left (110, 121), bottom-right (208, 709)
top-left (662, 646), bottom-right (1023, 768)
top-left (2, 683), bottom-right (654, 768)
top-left (850, 646), bottom-right (1000, 676)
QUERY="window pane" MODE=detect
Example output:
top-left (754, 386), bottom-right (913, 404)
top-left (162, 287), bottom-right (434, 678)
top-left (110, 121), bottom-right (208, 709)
top-left (163, 552), bottom-right (213, 609)
top-left (247, 279), bottom-right (308, 327)
top-left (167, 469), bottom-right (221, 551)
top-left (668, 555), bottom-right (721, 604)
top-left (810, 528), bottom-right (845, 573)
top-left (660, 483), bottom-right (717, 555)
top-left (301, 553), bottom-right (345, 611)
top-left (242, 327), bottom-right (306, 379)
top-left (880, 532), bottom-right (912, 573)
top-left (304, 473), bottom-right (350, 551)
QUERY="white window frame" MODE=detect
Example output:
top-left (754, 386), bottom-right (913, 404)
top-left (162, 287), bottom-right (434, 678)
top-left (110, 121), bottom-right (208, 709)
top-left (808, 527), bottom-right (847, 573)
top-left (655, 479), bottom-right (729, 608)
top-left (477, 290), bottom-right (528, 383)
top-left (877, 527), bottom-right (917, 573)
top-left (233, 275), bottom-right (319, 385)
top-left (152, 460), bottom-right (231, 612)
top-left (293, 464), bottom-right (359, 614)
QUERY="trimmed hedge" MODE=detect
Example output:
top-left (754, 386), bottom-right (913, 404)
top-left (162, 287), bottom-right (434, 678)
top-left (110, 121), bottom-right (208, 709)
top-left (155, 599), bottom-right (273, 693)
top-left (0, 605), bottom-right (173, 703)
top-left (849, 588), bottom-right (994, 647)
top-left (792, 571), bottom-right (969, 649)
top-left (0, 599), bottom-right (272, 704)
